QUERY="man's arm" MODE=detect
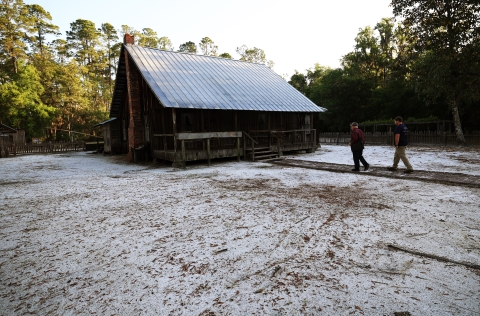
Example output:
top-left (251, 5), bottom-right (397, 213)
top-left (395, 134), bottom-right (400, 147)
top-left (349, 130), bottom-right (358, 146)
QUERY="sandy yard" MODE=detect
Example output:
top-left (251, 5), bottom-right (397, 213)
top-left (0, 145), bottom-right (479, 315)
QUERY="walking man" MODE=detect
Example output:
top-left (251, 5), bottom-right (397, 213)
top-left (349, 122), bottom-right (369, 171)
top-left (387, 116), bottom-right (414, 173)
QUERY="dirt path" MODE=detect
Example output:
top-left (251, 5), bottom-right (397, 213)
top-left (275, 159), bottom-right (480, 188)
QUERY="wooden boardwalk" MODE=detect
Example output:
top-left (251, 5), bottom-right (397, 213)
top-left (274, 159), bottom-right (480, 188)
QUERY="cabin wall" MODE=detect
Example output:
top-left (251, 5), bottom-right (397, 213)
top-left (115, 52), bottom-right (317, 162)
top-left (124, 53), bottom-right (144, 161)
top-left (145, 107), bottom-right (314, 154)
top-left (102, 121), bottom-right (122, 154)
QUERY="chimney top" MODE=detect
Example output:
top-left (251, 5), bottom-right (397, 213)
top-left (124, 34), bottom-right (134, 45)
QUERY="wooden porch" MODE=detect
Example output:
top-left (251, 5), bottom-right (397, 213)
top-left (151, 129), bottom-right (318, 167)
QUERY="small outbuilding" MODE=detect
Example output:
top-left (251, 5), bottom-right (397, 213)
top-left (0, 122), bottom-right (19, 158)
top-left (103, 34), bottom-right (325, 166)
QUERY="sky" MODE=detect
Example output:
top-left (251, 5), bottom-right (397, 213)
top-left (23, 0), bottom-right (394, 78)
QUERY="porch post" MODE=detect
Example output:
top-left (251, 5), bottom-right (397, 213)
top-left (237, 137), bottom-right (240, 162)
top-left (243, 134), bottom-right (246, 161)
top-left (181, 139), bottom-right (186, 169)
top-left (207, 138), bottom-right (211, 166)
top-left (172, 108), bottom-right (177, 154)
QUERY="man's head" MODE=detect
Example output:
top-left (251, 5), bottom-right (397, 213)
top-left (350, 122), bottom-right (358, 130)
top-left (394, 116), bottom-right (403, 126)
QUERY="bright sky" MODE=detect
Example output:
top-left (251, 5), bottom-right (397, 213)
top-left (24, 0), bottom-right (393, 78)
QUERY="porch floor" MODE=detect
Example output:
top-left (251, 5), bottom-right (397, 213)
top-left (152, 142), bottom-right (318, 166)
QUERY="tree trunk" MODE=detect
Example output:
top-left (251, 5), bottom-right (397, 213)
top-left (450, 99), bottom-right (467, 146)
top-left (12, 56), bottom-right (18, 74)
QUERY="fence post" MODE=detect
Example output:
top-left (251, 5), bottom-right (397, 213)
top-left (336, 133), bottom-right (339, 145)
top-left (443, 132), bottom-right (447, 147)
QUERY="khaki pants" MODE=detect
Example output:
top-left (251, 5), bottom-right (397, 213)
top-left (393, 146), bottom-right (413, 170)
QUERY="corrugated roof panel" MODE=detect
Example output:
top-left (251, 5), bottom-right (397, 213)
top-left (144, 48), bottom-right (195, 109)
top-left (128, 47), bottom-right (176, 107)
top-left (240, 61), bottom-right (290, 112)
top-left (249, 62), bottom-right (301, 112)
top-left (218, 59), bottom-right (269, 111)
top-left (171, 54), bottom-right (210, 109)
top-left (172, 53), bottom-right (214, 109)
top-left (124, 45), bottom-right (325, 113)
top-left (184, 53), bottom-right (233, 110)
top-left (219, 58), bottom-right (265, 111)
top-left (213, 58), bottom-right (246, 109)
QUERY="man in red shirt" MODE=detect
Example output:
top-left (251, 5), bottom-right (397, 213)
top-left (349, 122), bottom-right (369, 171)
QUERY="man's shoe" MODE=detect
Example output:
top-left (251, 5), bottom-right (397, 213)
top-left (364, 164), bottom-right (369, 171)
top-left (351, 169), bottom-right (360, 171)
top-left (387, 167), bottom-right (397, 171)
top-left (404, 169), bottom-right (414, 174)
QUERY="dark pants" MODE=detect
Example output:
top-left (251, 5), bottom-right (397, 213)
top-left (352, 149), bottom-right (368, 170)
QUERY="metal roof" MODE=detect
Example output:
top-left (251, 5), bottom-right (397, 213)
top-left (93, 117), bottom-right (117, 127)
top-left (0, 122), bottom-right (17, 134)
top-left (111, 44), bottom-right (325, 116)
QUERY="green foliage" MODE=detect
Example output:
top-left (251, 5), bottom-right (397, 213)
top-left (360, 116), bottom-right (440, 125)
top-left (359, 119), bottom-right (394, 125)
top-left (236, 45), bottom-right (265, 63)
top-left (2, 1), bottom-right (477, 141)
top-left (288, 71), bottom-right (307, 95)
top-left (199, 37), bottom-right (217, 56)
top-left (288, 10), bottom-right (478, 133)
top-left (391, 0), bottom-right (480, 144)
top-left (404, 116), bottom-right (440, 123)
top-left (25, 4), bottom-right (59, 54)
top-left (178, 41), bottom-right (197, 53)
top-left (309, 69), bottom-right (376, 132)
top-left (218, 52), bottom-right (232, 59)
top-left (158, 36), bottom-right (173, 50)
top-left (138, 28), bottom-right (160, 48)
top-left (1, 2), bottom-right (278, 140)
top-left (119, 25), bottom-right (135, 38)
top-left (0, 62), bottom-right (55, 137)
top-left (0, 0), bottom-right (31, 74)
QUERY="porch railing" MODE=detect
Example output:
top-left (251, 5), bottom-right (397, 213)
top-left (152, 129), bottom-right (317, 166)
top-left (153, 132), bottom-right (242, 167)
top-left (245, 129), bottom-right (317, 148)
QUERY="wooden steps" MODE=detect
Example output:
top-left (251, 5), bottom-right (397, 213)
top-left (245, 146), bottom-right (280, 162)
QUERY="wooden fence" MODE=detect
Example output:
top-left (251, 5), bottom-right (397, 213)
top-left (319, 131), bottom-right (480, 146)
top-left (5, 142), bottom-right (85, 156)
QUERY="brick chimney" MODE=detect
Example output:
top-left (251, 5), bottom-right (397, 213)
top-left (124, 33), bottom-right (134, 45)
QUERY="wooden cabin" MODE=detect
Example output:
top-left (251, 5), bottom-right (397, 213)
top-left (103, 34), bottom-right (325, 166)
top-left (0, 122), bottom-right (20, 158)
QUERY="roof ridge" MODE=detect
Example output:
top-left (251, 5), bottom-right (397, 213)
top-left (125, 44), bottom-right (268, 66)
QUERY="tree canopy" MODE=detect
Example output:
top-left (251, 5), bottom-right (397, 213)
top-left (390, 0), bottom-right (480, 144)
top-left (0, 1), bottom-right (276, 141)
top-left (2, 0), bottom-right (478, 143)
top-left (178, 41), bottom-right (197, 53)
